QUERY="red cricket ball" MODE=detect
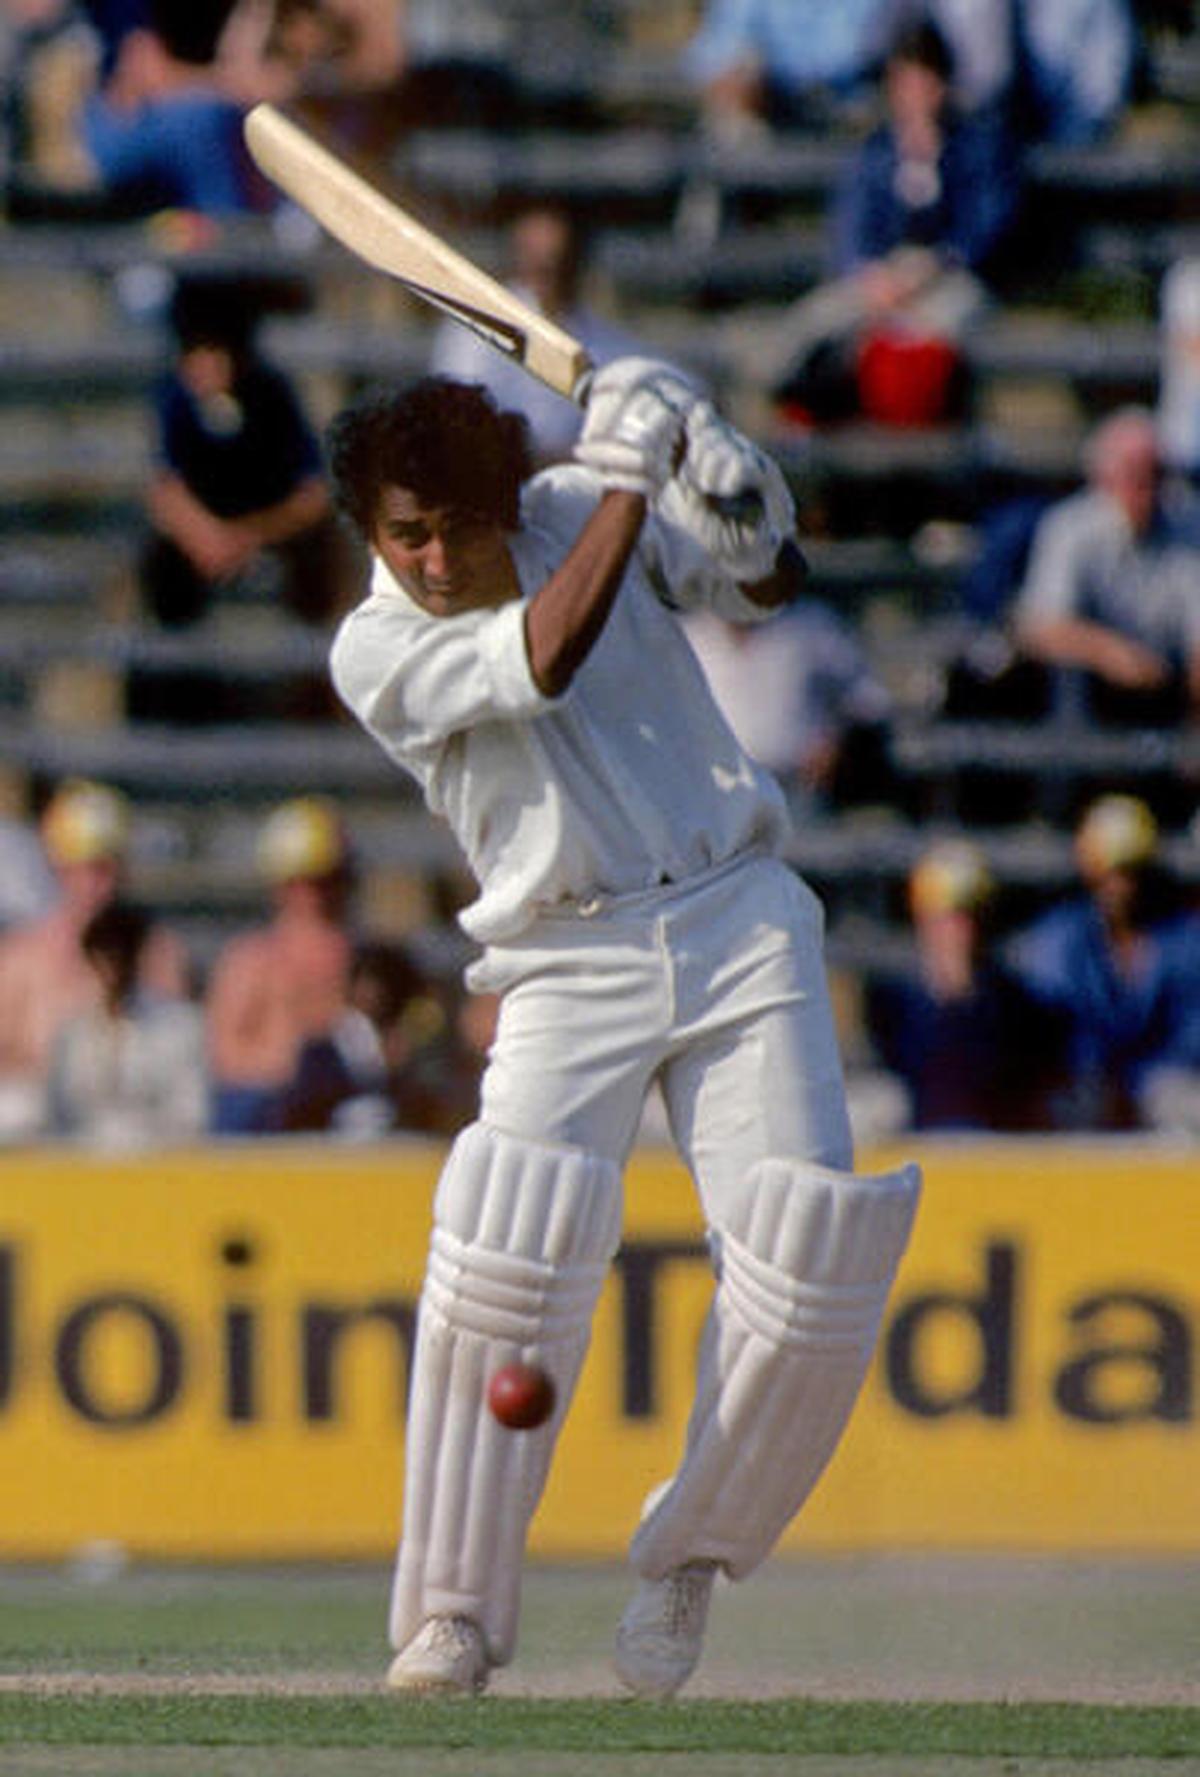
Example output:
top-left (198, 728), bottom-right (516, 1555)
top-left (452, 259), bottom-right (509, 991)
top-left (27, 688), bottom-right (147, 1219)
top-left (486, 1361), bottom-right (556, 1430)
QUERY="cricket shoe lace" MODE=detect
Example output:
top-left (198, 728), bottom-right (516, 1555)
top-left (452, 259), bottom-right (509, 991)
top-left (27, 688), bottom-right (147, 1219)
top-left (386, 1614), bottom-right (490, 1695)
top-left (614, 1559), bottom-right (718, 1698)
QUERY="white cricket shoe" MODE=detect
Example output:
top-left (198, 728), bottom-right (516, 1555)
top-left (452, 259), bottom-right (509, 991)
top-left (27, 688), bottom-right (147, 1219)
top-left (614, 1560), bottom-right (718, 1698)
top-left (386, 1615), bottom-right (490, 1695)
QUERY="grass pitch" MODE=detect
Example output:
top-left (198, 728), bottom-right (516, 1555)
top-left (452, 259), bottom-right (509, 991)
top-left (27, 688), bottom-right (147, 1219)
top-left (0, 1558), bottom-right (1197, 1773)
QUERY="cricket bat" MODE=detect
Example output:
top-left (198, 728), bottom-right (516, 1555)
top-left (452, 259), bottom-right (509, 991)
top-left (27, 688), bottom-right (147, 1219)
top-left (243, 104), bottom-right (594, 402)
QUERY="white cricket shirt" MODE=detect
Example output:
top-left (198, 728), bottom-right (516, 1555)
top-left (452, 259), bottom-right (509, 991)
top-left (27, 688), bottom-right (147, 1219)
top-left (331, 466), bottom-right (791, 942)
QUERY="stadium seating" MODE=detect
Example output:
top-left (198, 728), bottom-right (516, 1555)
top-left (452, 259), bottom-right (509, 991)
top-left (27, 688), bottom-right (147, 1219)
top-left (1, 4), bottom-right (1199, 982)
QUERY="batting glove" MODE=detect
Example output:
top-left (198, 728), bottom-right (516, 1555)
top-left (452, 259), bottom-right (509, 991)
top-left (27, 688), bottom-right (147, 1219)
top-left (582, 355), bottom-right (703, 416)
top-left (664, 402), bottom-right (796, 582)
top-left (574, 358), bottom-right (698, 500)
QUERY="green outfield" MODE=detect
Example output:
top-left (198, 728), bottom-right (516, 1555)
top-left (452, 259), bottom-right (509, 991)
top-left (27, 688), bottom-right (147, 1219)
top-left (0, 1558), bottom-right (1197, 1774)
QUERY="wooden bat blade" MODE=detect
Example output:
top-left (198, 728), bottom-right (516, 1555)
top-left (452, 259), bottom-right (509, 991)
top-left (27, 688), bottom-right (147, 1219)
top-left (243, 104), bottom-right (592, 401)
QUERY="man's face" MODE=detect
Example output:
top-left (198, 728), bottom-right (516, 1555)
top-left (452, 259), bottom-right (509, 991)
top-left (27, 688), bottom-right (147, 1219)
top-left (885, 58), bottom-right (947, 133)
top-left (372, 486), bottom-right (514, 618)
top-left (58, 858), bottom-right (120, 921)
top-left (179, 342), bottom-right (236, 401)
top-left (1097, 434), bottom-right (1161, 535)
top-left (513, 209), bottom-right (577, 317)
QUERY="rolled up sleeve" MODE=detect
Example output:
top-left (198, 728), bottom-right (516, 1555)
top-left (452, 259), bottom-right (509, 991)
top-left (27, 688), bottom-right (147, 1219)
top-left (331, 584), bottom-right (556, 757)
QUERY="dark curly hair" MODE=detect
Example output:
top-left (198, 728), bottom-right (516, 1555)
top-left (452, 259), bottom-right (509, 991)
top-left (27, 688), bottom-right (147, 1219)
top-left (326, 377), bottom-right (534, 541)
top-left (886, 19), bottom-right (954, 82)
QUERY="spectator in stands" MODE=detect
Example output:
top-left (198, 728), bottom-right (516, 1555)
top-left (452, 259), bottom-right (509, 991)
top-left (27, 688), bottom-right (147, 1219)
top-left (76, 0), bottom-right (150, 83)
top-left (682, 597), bottom-right (896, 813)
top-left (141, 272), bottom-right (349, 631)
top-left (79, 0), bottom-right (262, 215)
top-left (0, 767), bottom-right (57, 932)
top-left (382, 0), bottom-right (521, 132)
top-left (682, 0), bottom-right (886, 142)
top-left (0, 0), bottom-right (98, 190)
top-left (278, 936), bottom-right (481, 1137)
top-left (1011, 0), bottom-right (1138, 145)
top-left (0, 778), bottom-right (189, 1139)
top-left (429, 204), bottom-right (642, 466)
top-left (45, 898), bottom-right (209, 1145)
top-left (206, 796), bottom-right (355, 1133)
top-left (1157, 256), bottom-right (1200, 489)
top-left (1012, 407), bottom-right (1200, 727)
top-left (866, 838), bottom-right (1063, 1129)
top-left (1006, 794), bottom-right (1200, 1131)
top-left (766, 20), bottom-right (1023, 426)
top-left (226, 0), bottom-right (519, 139)
top-left (865, 0), bottom-right (1019, 122)
top-left (217, 0), bottom-right (405, 149)
top-left (79, 2), bottom-right (243, 82)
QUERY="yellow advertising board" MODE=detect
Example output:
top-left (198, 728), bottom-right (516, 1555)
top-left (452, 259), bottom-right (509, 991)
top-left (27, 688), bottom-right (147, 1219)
top-left (0, 1138), bottom-right (1196, 1559)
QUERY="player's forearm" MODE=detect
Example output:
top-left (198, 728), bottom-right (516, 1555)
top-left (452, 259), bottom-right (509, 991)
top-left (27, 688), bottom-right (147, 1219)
top-left (524, 490), bottom-right (647, 696)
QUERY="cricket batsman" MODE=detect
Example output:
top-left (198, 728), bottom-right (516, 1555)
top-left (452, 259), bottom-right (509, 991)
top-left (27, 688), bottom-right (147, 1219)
top-left (326, 360), bottom-right (922, 1697)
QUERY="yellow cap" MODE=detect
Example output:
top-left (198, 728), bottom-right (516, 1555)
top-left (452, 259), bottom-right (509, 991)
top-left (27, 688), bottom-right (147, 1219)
top-left (257, 797), bottom-right (347, 883)
top-left (909, 839), bottom-right (994, 918)
top-left (1076, 795), bottom-right (1158, 874)
top-left (41, 780), bottom-right (130, 866)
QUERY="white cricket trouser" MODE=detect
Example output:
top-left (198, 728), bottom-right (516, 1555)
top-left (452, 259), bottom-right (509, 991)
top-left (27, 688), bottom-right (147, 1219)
top-left (468, 850), bottom-right (854, 1204)
top-left (388, 852), bottom-right (908, 1660)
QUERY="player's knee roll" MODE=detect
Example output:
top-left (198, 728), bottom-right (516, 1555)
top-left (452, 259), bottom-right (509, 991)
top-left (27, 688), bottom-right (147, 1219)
top-left (630, 1157), bottom-right (921, 1581)
top-left (391, 1123), bottom-right (623, 1665)
top-left (713, 1156), bottom-right (922, 1352)
top-left (427, 1121), bottom-right (624, 1345)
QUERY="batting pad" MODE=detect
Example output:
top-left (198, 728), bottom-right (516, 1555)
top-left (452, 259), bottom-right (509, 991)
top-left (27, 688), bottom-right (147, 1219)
top-left (389, 1121), bottom-right (622, 1665)
top-left (630, 1156), bottom-right (921, 1581)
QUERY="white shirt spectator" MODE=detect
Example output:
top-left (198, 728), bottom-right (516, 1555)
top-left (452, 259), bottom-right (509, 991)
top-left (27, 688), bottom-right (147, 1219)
top-left (430, 295), bottom-right (640, 463)
top-left (1016, 487), bottom-right (1200, 673)
top-left (683, 602), bottom-right (891, 781)
top-left (47, 994), bottom-right (209, 1147)
top-left (1159, 257), bottom-right (1200, 477)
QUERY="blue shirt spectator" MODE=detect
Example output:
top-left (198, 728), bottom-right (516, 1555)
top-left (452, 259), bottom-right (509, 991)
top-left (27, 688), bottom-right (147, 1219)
top-left (683, 0), bottom-right (885, 135)
top-left (685, 0), bottom-right (884, 92)
top-left (80, 5), bottom-right (260, 215)
top-left (830, 79), bottom-right (1022, 281)
top-left (867, 839), bottom-right (1062, 1130)
top-left (140, 274), bottom-right (344, 631)
top-left (155, 354), bottom-right (323, 518)
top-left (83, 85), bottom-right (254, 212)
top-left (1006, 795), bottom-right (1200, 1128)
top-left (1008, 898), bottom-right (1200, 1126)
top-left (1013, 0), bottom-right (1137, 144)
top-left (865, 0), bottom-right (1019, 119)
top-left (869, 959), bottom-right (1054, 1130)
top-left (765, 21), bottom-right (1023, 424)
top-left (78, 0), bottom-right (151, 81)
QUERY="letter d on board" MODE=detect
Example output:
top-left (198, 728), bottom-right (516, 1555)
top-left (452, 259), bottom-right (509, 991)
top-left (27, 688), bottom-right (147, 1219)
top-left (885, 1241), bottom-right (1018, 1418)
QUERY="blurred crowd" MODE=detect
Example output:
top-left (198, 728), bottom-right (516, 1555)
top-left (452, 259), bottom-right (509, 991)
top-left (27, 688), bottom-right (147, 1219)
top-left (0, 776), bottom-right (497, 1146)
top-left (0, 0), bottom-right (509, 216)
top-left (0, 0), bottom-right (1177, 218)
top-left (0, 771), bottom-right (1194, 1148)
top-left (0, 0), bottom-right (1197, 1147)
